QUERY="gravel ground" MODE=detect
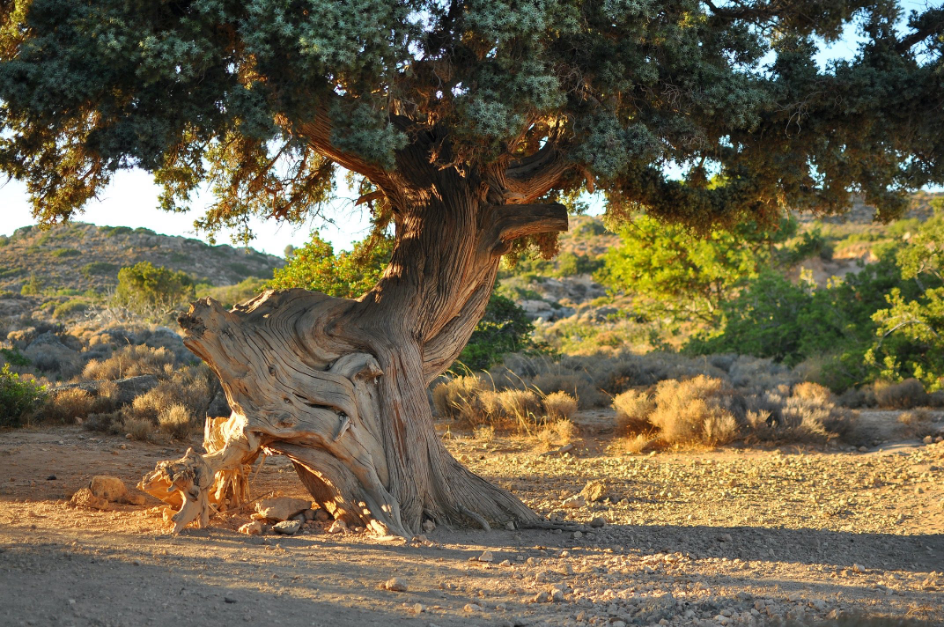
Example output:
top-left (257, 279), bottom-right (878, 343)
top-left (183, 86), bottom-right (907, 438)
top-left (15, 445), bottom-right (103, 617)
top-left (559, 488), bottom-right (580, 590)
top-left (0, 424), bottom-right (941, 627)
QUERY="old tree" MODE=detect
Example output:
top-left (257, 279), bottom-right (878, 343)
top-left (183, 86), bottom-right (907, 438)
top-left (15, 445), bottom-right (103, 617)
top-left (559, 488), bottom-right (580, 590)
top-left (0, 0), bottom-right (941, 536)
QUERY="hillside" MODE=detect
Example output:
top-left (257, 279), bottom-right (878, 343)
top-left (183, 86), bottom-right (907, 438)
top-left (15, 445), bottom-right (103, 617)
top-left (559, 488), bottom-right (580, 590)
top-left (0, 222), bottom-right (283, 294)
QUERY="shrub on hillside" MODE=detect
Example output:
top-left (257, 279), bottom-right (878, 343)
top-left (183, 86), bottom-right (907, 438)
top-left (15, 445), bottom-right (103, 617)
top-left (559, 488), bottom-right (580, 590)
top-left (613, 389), bottom-right (655, 434)
top-left (542, 391), bottom-right (578, 422)
top-left (114, 261), bottom-right (195, 319)
top-left (39, 384), bottom-right (118, 424)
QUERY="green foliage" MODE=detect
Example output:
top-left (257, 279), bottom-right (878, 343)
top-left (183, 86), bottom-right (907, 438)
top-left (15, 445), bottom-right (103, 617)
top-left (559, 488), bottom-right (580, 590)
top-left (270, 232), bottom-right (393, 299)
top-left (101, 226), bottom-right (133, 238)
top-left (52, 299), bottom-right (90, 319)
top-left (20, 274), bottom-right (42, 295)
top-left (0, 347), bottom-right (30, 367)
top-left (115, 261), bottom-right (195, 318)
top-left (0, 0), bottom-right (938, 237)
top-left (0, 365), bottom-right (46, 427)
top-left (81, 261), bottom-right (118, 278)
top-left (51, 247), bottom-right (81, 258)
top-left (597, 213), bottom-right (794, 324)
top-left (458, 294), bottom-right (540, 371)
top-left (690, 209), bottom-right (944, 391)
top-left (865, 208), bottom-right (944, 390)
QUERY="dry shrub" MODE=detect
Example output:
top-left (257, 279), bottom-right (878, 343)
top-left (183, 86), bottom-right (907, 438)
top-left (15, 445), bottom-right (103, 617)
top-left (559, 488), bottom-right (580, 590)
top-left (649, 376), bottom-right (746, 446)
top-left (122, 416), bottom-right (155, 441)
top-left (473, 425), bottom-right (495, 442)
top-left (543, 391), bottom-right (577, 422)
top-left (792, 381), bottom-right (832, 404)
top-left (614, 433), bottom-right (657, 455)
top-left (497, 388), bottom-right (542, 431)
top-left (613, 389), bottom-right (655, 434)
top-left (745, 391), bottom-right (857, 444)
top-left (127, 366), bottom-right (212, 421)
top-left (82, 345), bottom-right (175, 381)
top-left (158, 404), bottom-right (194, 439)
top-left (898, 409), bottom-right (940, 439)
top-left (535, 419), bottom-right (577, 450)
top-left (873, 379), bottom-right (929, 409)
top-left (432, 376), bottom-right (487, 420)
top-left (531, 373), bottom-right (606, 408)
top-left (40, 388), bottom-right (116, 423)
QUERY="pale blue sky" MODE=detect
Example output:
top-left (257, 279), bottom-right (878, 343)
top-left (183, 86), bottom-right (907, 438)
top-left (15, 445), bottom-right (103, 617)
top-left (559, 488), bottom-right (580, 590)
top-left (0, 1), bottom-right (936, 256)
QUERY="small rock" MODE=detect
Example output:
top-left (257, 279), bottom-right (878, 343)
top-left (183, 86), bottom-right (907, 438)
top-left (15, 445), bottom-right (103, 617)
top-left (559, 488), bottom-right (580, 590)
top-left (46, 475), bottom-right (56, 481)
top-left (923, 435), bottom-right (933, 444)
top-left (580, 480), bottom-right (607, 502)
top-left (852, 563), bottom-right (865, 574)
top-left (572, 531), bottom-right (583, 539)
top-left (254, 497), bottom-right (311, 522)
top-left (238, 521), bottom-right (264, 536)
top-left (478, 550), bottom-right (494, 563)
top-left (499, 559), bottom-right (512, 567)
top-left (532, 591), bottom-right (552, 603)
top-left (550, 588), bottom-right (564, 602)
top-left (464, 603), bottom-right (482, 612)
top-left (224, 597), bottom-right (237, 604)
top-left (273, 520), bottom-right (301, 535)
top-left (612, 622), bottom-right (626, 627)
top-left (717, 533), bottom-right (733, 543)
top-left (302, 509), bottom-right (316, 521)
top-left (561, 495), bottom-right (586, 509)
top-left (589, 516), bottom-right (606, 528)
top-left (381, 577), bottom-right (407, 592)
top-left (505, 521), bottom-right (516, 531)
top-left (411, 603), bottom-right (424, 614)
top-left (314, 508), bottom-right (331, 522)
top-left (422, 519), bottom-right (436, 533)
top-left (328, 519), bottom-right (347, 534)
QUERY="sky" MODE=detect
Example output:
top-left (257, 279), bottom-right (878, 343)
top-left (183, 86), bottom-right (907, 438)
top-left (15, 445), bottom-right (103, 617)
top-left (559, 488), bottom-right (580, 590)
top-left (0, 1), bottom-right (936, 257)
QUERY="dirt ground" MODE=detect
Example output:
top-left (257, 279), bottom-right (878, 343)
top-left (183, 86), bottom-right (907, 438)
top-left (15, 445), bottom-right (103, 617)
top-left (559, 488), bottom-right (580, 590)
top-left (0, 415), bottom-right (942, 627)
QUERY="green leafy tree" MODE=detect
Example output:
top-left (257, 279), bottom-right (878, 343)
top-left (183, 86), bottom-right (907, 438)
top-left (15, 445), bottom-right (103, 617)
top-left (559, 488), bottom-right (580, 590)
top-left (270, 233), bottom-right (394, 298)
top-left (115, 261), bottom-right (195, 319)
top-left (597, 214), bottom-right (794, 324)
top-left (866, 204), bottom-right (944, 389)
top-left (1, 0), bottom-right (940, 534)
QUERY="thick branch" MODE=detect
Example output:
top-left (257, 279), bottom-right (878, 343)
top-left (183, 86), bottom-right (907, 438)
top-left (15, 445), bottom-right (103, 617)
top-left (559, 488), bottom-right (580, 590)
top-left (504, 144), bottom-right (572, 202)
top-left (290, 100), bottom-right (393, 188)
top-left (486, 203), bottom-right (569, 254)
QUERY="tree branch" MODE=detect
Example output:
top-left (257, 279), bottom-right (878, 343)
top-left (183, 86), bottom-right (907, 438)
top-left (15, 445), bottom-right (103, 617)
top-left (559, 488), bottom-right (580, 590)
top-left (504, 144), bottom-right (572, 202)
top-left (485, 203), bottom-right (569, 254)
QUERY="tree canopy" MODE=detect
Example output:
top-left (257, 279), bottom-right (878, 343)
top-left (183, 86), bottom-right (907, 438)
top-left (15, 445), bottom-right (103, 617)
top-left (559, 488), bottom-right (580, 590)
top-left (1, 0), bottom-right (941, 240)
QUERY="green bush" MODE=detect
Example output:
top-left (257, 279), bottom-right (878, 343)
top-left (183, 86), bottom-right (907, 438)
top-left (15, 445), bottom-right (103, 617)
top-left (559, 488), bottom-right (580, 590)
top-left (51, 248), bottom-right (82, 258)
top-left (53, 299), bottom-right (90, 319)
top-left (82, 261), bottom-right (118, 278)
top-left (0, 365), bottom-right (46, 427)
top-left (114, 261), bottom-right (195, 318)
top-left (20, 274), bottom-right (42, 295)
top-left (101, 226), bottom-right (133, 237)
top-left (0, 348), bottom-right (30, 367)
top-left (270, 232), bottom-right (393, 298)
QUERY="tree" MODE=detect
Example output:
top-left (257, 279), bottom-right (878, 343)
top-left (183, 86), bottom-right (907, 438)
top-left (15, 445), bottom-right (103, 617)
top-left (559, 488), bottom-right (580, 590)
top-left (596, 213), bottom-right (793, 325)
top-left (1, 1), bottom-right (940, 536)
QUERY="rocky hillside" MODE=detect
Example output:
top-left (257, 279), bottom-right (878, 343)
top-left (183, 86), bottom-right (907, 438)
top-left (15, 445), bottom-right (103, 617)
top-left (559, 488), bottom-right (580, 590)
top-left (0, 222), bottom-right (283, 294)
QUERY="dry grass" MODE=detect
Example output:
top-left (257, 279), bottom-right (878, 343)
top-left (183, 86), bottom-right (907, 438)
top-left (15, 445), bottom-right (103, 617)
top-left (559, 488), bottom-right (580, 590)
top-left (542, 391), bottom-right (578, 422)
top-left (39, 384), bottom-right (119, 423)
top-left (648, 376), bottom-right (745, 446)
top-left (612, 389), bottom-right (655, 434)
top-left (158, 404), bottom-right (194, 439)
top-left (898, 409), bottom-right (939, 439)
top-left (874, 379), bottom-right (929, 409)
top-left (535, 419), bottom-right (577, 451)
top-left (122, 416), bottom-right (156, 442)
top-left (82, 345), bottom-right (175, 380)
top-left (126, 366), bottom-right (212, 422)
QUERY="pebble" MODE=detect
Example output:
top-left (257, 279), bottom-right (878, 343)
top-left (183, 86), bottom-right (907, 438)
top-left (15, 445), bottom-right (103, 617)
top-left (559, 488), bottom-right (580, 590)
top-left (589, 516), bottom-right (606, 528)
top-left (478, 550), bottom-right (494, 562)
top-left (381, 578), bottom-right (407, 592)
top-left (463, 603), bottom-right (482, 612)
top-left (422, 519), bottom-right (436, 533)
top-left (328, 520), bottom-right (347, 534)
top-left (238, 521), bottom-right (264, 536)
top-left (273, 520), bottom-right (301, 535)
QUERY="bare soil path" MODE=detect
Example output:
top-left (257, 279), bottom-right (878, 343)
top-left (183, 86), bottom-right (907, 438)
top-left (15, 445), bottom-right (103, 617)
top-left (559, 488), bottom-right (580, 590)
top-left (0, 425), bottom-right (942, 627)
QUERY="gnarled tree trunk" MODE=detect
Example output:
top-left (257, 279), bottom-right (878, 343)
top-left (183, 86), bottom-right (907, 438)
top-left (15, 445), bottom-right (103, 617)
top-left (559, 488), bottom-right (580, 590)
top-left (143, 157), bottom-right (568, 537)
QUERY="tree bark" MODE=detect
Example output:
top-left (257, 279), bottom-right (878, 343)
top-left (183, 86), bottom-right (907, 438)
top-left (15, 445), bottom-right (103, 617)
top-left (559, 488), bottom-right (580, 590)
top-left (144, 163), bottom-right (567, 537)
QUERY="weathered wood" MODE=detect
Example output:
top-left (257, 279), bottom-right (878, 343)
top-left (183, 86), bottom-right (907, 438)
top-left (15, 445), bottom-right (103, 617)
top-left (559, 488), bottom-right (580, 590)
top-left (143, 168), bottom-right (567, 536)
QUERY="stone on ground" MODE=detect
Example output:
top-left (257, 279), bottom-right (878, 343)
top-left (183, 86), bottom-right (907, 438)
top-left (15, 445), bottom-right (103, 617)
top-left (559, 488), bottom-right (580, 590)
top-left (254, 497), bottom-right (312, 521)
